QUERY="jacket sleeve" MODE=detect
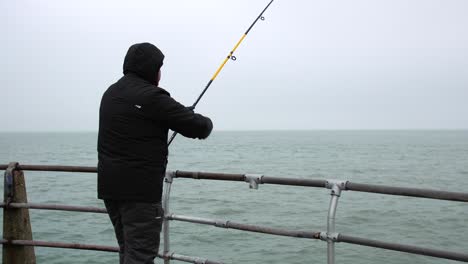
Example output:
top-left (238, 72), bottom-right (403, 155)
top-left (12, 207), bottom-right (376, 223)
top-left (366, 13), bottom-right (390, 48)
top-left (144, 91), bottom-right (213, 139)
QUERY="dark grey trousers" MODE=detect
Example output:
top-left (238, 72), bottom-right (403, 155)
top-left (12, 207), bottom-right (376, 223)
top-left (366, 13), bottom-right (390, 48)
top-left (104, 200), bottom-right (164, 264)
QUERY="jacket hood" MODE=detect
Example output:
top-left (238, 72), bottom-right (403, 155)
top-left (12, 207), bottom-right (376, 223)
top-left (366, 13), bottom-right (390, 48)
top-left (123, 42), bottom-right (164, 85)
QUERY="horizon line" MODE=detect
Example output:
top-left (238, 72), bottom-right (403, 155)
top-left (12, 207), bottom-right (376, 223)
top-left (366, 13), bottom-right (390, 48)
top-left (1, 128), bottom-right (468, 133)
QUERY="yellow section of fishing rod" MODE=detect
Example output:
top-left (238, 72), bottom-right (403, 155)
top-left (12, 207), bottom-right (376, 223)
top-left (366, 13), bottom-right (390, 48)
top-left (210, 33), bottom-right (247, 81)
top-left (168, 0), bottom-right (273, 146)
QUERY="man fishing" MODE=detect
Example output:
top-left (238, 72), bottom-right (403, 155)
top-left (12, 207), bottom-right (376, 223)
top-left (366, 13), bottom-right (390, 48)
top-left (97, 42), bottom-right (213, 264)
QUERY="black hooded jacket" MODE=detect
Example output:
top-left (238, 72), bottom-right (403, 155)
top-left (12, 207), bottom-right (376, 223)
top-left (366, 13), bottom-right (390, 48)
top-left (98, 43), bottom-right (213, 202)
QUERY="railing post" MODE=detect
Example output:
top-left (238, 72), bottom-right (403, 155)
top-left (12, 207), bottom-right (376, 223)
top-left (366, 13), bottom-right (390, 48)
top-left (320, 180), bottom-right (347, 264)
top-left (162, 170), bottom-right (175, 264)
top-left (3, 162), bottom-right (36, 264)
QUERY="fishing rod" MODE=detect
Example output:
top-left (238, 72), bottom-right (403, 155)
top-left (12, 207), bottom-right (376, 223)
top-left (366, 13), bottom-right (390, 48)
top-left (168, 0), bottom-right (275, 145)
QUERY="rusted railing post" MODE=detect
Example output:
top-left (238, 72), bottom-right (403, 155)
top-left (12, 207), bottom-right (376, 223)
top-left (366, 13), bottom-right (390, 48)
top-left (3, 162), bottom-right (36, 264)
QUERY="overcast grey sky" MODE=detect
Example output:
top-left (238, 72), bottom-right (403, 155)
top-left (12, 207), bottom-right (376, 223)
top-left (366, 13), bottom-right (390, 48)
top-left (1, 0), bottom-right (467, 131)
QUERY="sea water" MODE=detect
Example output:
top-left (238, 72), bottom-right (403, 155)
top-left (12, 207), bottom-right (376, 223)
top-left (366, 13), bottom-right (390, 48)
top-left (0, 131), bottom-right (467, 264)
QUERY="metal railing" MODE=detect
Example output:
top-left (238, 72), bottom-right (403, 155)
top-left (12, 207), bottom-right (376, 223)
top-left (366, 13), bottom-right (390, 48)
top-left (1, 163), bottom-right (468, 264)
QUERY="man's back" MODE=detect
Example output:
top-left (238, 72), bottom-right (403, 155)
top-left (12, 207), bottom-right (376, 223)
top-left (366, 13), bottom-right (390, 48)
top-left (97, 43), bottom-right (212, 203)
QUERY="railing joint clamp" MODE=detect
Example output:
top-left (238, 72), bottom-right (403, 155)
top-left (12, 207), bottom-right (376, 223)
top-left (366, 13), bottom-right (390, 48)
top-left (5, 198), bottom-right (12, 209)
top-left (319, 231), bottom-right (339, 242)
top-left (165, 213), bottom-right (174, 221)
top-left (215, 220), bottom-right (229, 228)
top-left (244, 174), bottom-right (263, 189)
top-left (163, 252), bottom-right (174, 260)
top-left (325, 179), bottom-right (348, 196)
top-left (165, 170), bottom-right (175, 183)
top-left (194, 258), bottom-right (207, 264)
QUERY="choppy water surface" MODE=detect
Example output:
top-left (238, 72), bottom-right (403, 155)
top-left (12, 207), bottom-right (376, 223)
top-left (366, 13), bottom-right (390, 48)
top-left (0, 131), bottom-right (467, 264)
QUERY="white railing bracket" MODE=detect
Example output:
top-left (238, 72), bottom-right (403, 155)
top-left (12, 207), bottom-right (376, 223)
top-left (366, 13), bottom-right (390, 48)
top-left (320, 231), bottom-right (339, 242)
top-left (194, 258), bottom-right (207, 264)
top-left (325, 180), bottom-right (348, 196)
top-left (244, 174), bottom-right (263, 189)
top-left (165, 170), bottom-right (176, 184)
top-left (215, 220), bottom-right (229, 228)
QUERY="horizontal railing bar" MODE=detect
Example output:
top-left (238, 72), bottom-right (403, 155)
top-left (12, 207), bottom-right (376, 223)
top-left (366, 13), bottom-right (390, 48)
top-left (174, 171), bottom-right (326, 187)
top-left (169, 214), bottom-right (320, 239)
top-left (175, 170), bottom-right (245, 181)
top-left (338, 234), bottom-right (468, 262)
top-left (346, 182), bottom-right (468, 202)
top-left (261, 176), bottom-right (326, 188)
top-left (0, 239), bottom-right (224, 264)
top-left (168, 253), bottom-right (224, 264)
top-left (0, 239), bottom-right (118, 252)
top-left (0, 201), bottom-right (319, 239)
top-left (2, 232), bottom-right (466, 262)
top-left (0, 164), bottom-right (96, 173)
top-left (175, 170), bottom-right (468, 202)
top-left (173, 171), bottom-right (324, 188)
top-left (1, 165), bottom-right (467, 202)
top-left (0, 202), bottom-right (107, 213)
